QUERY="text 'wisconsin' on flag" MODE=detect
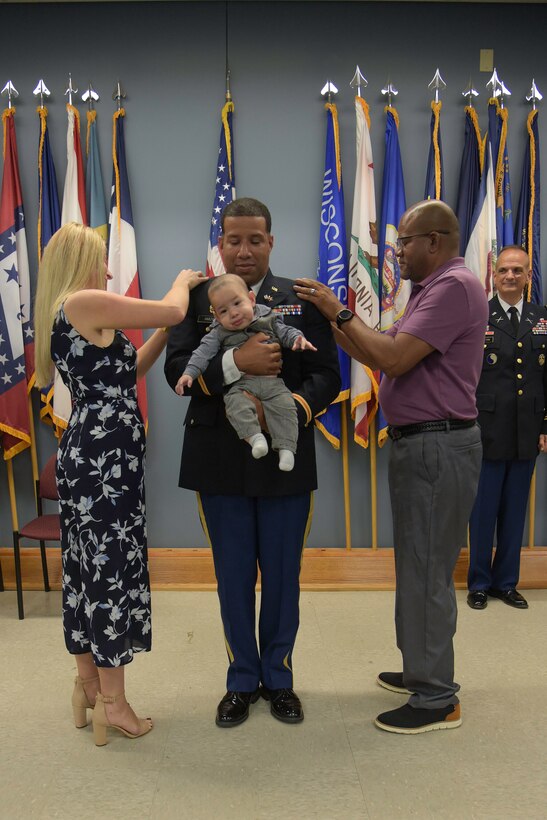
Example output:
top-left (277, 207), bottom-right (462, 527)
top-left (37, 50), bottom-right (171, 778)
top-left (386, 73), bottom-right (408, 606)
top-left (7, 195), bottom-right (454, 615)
top-left (0, 106), bottom-right (32, 459)
top-left (206, 100), bottom-right (235, 278)
top-left (316, 102), bottom-right (350, 449)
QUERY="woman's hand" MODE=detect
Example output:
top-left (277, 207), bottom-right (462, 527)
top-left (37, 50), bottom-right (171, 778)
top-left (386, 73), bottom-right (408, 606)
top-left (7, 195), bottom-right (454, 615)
top-left (293, 278), bottom-right (344, 322)
top-left (173, 269), bottom-right (207, 290)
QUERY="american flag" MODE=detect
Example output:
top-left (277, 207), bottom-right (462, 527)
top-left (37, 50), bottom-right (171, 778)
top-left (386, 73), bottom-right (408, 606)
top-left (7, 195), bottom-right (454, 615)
top-left (0, 108), bottom-right (32, 459)
top-left (206, 100), bottom-right (235, 277)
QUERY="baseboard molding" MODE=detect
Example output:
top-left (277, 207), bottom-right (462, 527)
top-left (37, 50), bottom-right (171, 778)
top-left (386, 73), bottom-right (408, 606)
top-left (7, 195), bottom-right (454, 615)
top-left (2, 546), bottom-right (547, 591)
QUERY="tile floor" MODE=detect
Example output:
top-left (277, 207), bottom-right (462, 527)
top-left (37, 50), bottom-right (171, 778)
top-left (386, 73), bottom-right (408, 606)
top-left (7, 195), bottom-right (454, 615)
top-left (1, 588), bottom-right (546, 819)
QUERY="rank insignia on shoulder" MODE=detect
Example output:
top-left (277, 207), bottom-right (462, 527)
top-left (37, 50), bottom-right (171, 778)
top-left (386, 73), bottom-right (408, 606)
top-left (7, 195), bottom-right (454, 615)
top-left (273, 305), bottom-right (303, 316)
top-left (264, 294), bottom-right (274, 302)
top-left (271, 286), bottom-right (279, 292)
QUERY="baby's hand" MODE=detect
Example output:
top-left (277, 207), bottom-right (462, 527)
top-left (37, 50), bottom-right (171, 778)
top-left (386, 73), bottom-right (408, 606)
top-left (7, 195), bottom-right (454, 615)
top-left (292, 335), bottom-right (317, 352)
top-left (176, 374), bottom-right (193, 395)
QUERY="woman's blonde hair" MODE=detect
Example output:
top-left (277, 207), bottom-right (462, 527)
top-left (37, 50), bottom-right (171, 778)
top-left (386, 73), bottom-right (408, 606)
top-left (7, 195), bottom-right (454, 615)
top-left (34, 223), bottom-right (106, 387)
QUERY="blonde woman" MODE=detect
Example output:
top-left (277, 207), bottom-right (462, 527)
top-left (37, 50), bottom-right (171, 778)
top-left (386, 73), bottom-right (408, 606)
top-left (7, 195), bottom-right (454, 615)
top-left (34, 223), bottom-right (204, 746)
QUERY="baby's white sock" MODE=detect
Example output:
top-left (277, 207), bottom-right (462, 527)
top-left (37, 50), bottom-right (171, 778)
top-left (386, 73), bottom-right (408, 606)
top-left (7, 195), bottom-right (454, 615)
top-left (278, 449), bottom-right (295, 472)
top-left (248, 433), bottom-right (268, 459)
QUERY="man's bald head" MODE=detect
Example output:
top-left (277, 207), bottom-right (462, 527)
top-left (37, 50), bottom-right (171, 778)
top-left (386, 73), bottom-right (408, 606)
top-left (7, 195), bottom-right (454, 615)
top-left (397, 201), bottom-right (461, 282)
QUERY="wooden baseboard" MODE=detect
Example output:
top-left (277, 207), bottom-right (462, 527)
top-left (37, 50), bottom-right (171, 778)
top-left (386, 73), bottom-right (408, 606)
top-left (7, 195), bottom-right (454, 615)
top-left (2, 546), bottom-right (547, 591)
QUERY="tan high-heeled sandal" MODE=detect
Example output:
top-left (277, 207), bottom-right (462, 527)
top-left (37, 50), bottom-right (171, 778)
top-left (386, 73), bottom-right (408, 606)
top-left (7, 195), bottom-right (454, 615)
top-left (92, 691), bottom-right (153, 747)
top-left (72, 674), bottom-right (99, 729)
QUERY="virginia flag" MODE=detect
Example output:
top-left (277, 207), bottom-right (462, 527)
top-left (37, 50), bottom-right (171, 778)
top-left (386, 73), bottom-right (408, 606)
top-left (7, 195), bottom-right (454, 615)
top-left (489, 99), bottom-right (513, 249)
top-left (514, 109), bottom-right (542, 304)
top-left (348, 96), bottom-right (379, 448)
top-left (378, 106), bottom-right (408, 446)
top-left (86, 110), bottom-right (107, 241)
top-left (37, 105), bottom-right (61, 427)
top-left (424, 101), bottom-right (445, 201)
top-left (465, 136), bottom-right (497, 298)
top-left (456, 106), bottom-right (483, 256)
top-left (206, 100), bottom-right (235, 277)
top-left (0, 107), bottom-right (32, 459)
top-left (54, 103), bottom-right (88, 433)
top-left (316, 102), bottom-right (350, 448)
top-left (108, 109), bottom-right (147, 426)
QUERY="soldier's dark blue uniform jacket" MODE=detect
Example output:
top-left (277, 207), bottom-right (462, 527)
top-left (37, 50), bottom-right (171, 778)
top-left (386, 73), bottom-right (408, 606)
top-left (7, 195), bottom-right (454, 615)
top-left (476, 295), bottom-right (547, 461)
top-left (164, 270), bottom-right (341, 495)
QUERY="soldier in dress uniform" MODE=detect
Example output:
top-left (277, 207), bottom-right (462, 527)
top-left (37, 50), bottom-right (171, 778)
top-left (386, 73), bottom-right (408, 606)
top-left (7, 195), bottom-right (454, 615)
top-left (467, 246), bottom-right (547, 610)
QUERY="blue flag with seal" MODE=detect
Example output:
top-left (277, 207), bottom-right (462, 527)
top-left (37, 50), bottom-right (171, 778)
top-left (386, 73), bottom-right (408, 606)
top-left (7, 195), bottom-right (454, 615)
top-left (456, 106), bottom-right (482, 256)
top-left (378, 106), bottom-right (408, 446)
top-left (37, 105), bottom-right (61, 428)
top-left (489, 98), bottom-right (513, 249)
top-left (315, 102), bottom-right (349, 448)
top-left (514, 109), bottom-right (542, 304)
top-left (424, 101), bottom-right (445, 201)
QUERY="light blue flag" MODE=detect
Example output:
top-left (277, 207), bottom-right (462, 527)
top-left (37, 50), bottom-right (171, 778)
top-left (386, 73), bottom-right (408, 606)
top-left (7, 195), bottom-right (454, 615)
top-left (316, 103), bottom-right (349, 448)
top-left (377, 107), bottom-right (408, 446)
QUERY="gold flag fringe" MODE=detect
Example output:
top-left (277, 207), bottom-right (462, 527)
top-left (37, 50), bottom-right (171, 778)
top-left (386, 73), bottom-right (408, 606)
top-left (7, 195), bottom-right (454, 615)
top-left (325, 102), bottom-right (342, 189)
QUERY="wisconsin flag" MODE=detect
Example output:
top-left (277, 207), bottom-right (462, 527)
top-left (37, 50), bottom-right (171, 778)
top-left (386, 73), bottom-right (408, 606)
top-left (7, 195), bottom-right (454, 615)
top-left (316, 102), bottom-right (350, 448)
top-left (456, 106), bottom-right (483, 256)
top-left (86, 110), bottom-right (107, 241)
top-left (465, 136), bottom-right (497, 298)
top-left (514, 109), bottom-right (542, 304)
top-left (424, 101), bottom-right (445, 201)
top-left (206, 100), bottom-right (235, 277)
top-left (108, 109), bottom-right (147, 426)
top-left (54, 103), bottom-right (88, 433)
top-left (0, 107), bottom-right (32, 459)
top-left (348, 96), bottom-right (379, 448)
top-left (378, 106), bottom-right (408, 446)
top-left (37, 105), bottom-right (61, 427)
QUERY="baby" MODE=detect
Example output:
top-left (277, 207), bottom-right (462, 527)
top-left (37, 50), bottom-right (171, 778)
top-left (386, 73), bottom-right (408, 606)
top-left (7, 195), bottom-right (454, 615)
top-left (176, 274), bottom-right (316, 471)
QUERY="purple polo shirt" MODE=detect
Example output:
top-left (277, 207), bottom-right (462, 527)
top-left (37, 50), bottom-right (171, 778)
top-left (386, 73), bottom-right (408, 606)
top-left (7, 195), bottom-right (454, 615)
top-left (379, 257), bottom-right (488, 426)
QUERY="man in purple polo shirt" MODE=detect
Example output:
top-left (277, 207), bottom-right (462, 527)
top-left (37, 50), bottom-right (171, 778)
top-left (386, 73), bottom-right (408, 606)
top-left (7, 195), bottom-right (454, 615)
top-left (295, 200), bottom-right (488, 734)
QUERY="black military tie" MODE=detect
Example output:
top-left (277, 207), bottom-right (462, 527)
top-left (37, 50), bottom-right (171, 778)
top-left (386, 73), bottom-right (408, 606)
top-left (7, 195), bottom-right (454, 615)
top-left (508, 305), bottom-right (520, 335)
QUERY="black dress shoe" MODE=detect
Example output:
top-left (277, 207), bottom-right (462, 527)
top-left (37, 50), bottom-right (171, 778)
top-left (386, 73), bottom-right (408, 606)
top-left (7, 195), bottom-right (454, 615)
top-left (487, 588), bottom-right (529, 609)
top-left (467, 590), bottom-right (488, 610)
top-left (261, 687), bottom-right (304, 723)
top-left (215, 688), bottom-right (261, 727)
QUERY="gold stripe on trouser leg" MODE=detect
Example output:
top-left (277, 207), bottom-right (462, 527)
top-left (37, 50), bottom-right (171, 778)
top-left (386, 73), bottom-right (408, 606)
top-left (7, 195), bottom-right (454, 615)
top-left (300, 492), bottom-right (314, 569)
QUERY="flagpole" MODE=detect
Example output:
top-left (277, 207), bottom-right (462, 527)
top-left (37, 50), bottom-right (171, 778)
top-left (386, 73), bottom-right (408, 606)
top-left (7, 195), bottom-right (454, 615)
top-left (370, 416), bottom-right (378, 549)
top-left (340, 401), bottom-right (351, 550)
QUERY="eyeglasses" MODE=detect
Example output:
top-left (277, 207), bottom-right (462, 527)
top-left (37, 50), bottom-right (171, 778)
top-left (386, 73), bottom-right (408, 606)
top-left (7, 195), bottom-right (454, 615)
top-left (396, 230), bottom-right (450, 251)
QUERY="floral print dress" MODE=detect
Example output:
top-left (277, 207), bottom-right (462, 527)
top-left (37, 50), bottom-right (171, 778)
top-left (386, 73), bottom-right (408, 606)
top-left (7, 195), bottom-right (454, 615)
top-left (52, 304), bottom-right (151, 667)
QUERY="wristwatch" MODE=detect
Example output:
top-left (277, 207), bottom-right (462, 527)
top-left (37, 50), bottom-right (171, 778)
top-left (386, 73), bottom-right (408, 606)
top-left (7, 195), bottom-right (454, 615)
top-left (336, 308), bottom-right (354, 329)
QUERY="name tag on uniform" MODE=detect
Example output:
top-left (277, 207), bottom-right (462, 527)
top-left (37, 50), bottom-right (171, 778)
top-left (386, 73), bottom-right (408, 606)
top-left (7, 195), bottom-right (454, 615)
top-left (484, 330), bottom-right (495, 344)
top-left (197, 315), bottom-right (214, 325)
top-left (273, 305), bottom-right (303, 316)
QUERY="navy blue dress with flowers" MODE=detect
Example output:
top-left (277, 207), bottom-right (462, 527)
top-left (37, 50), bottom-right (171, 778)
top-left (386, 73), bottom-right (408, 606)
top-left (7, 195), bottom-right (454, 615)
top-left (52, 304), bottom-right (151, 667)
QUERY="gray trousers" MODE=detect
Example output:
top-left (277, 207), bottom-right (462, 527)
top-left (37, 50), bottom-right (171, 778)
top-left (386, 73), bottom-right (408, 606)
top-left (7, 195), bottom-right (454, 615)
top-left (388, 424), bottom-right (482, 708)
top-left (224, 375), bottom-right (298, 453)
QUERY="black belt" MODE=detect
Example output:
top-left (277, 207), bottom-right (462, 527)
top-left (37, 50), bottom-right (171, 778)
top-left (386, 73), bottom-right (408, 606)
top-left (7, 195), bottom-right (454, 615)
top-left (388, 419), bottom-right (476, 441)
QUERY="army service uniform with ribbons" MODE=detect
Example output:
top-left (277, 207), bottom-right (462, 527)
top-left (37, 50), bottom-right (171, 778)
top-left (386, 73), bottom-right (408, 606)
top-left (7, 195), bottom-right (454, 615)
top-left (468, 296), bottom-right (547, 592)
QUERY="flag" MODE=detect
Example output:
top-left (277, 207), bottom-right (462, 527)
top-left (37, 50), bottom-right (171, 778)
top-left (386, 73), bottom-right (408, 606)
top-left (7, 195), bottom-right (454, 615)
top-left (108, 109), bottom-right (147, 426)
top-left (86, 110), bottom-right (107, 241)
top-left (465, 137), bottom-right (497, 299)
top-left (0, 107), bottom-right (32, 459)
top-left (455, 106), bottom-right (483, 256)
top-left (378, 106), bottom-right (408, 446)
top-left (206, 100), bottom-right (235, 277)
top-left (348, 96), bottom-right (379, 448)
top-left (514, 109), bottom-right (542, 304)
top-left (53, 103), bottom-right (88, 433)
top-left (37, 105), bottom-right (61, 427)
top-left (315, 102), bottom-right (350, 448)
top-left (489, 98), bottom-right (513, 249)
top-left (424, 100), bottom-right (445, 201)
